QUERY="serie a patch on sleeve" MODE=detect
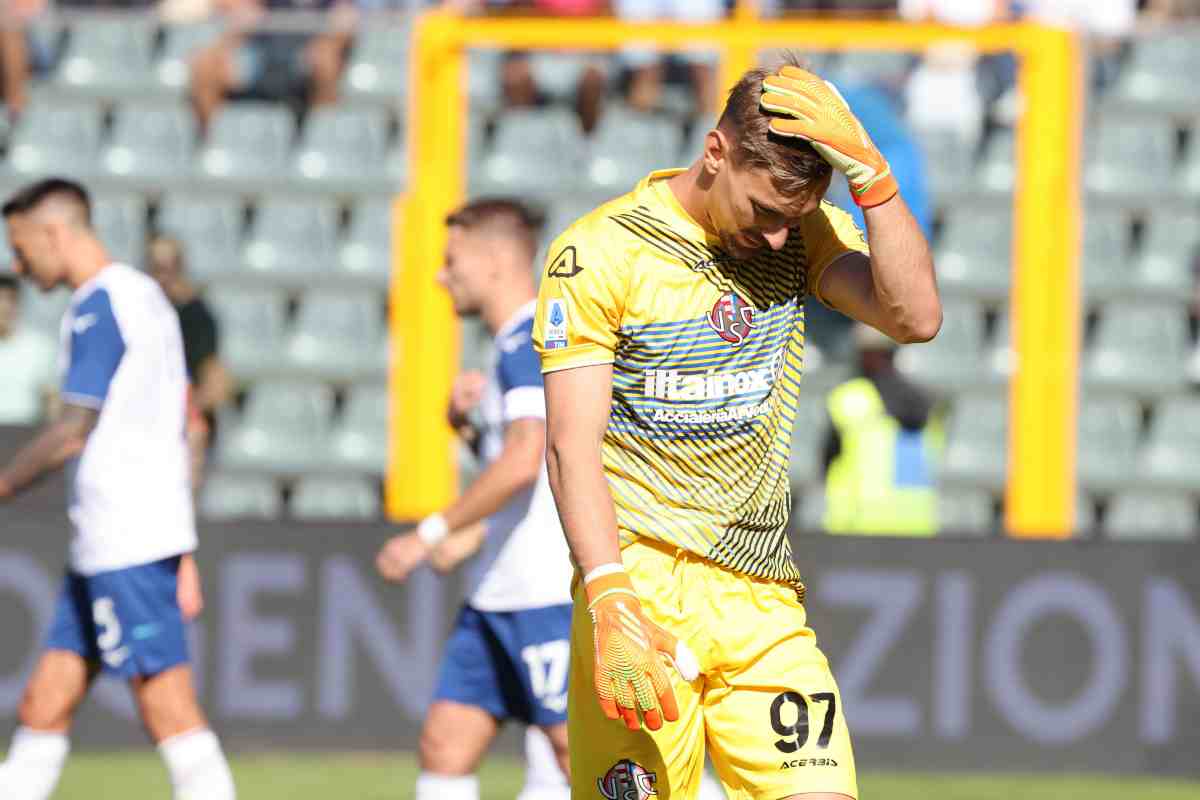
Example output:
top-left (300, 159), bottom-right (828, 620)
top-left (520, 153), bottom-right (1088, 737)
top-left (544, 299), bottom-right (569, 350)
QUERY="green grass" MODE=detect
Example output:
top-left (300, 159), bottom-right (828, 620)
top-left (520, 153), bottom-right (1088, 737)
top-left (53, 752), bottom-right (1199, 799)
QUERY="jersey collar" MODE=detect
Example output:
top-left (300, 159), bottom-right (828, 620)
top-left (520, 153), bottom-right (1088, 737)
top-left (638, 169), bottom-right (715, 244)
top-left (495, 298), bottom-right (537, 341)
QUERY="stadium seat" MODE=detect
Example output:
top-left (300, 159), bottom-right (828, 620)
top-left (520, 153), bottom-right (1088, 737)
top-left (243, 199), bottom-right (340, 282)
top-left (285, 290), bottom-right (386, 379)
top-left (1075, 492), bottom-right (1099, 536)
top-left (156, 22), bottom-right (223, 93)
top-left (1112, 34), bottom-right (1200, 109)
top-left (329, 383), bottom-right (388, 473)
top-left (91, 194), bottom-right (147, 266)
top-left (197, 103), bottom-right (296, 179)
top-left (338, 200), bottom-right (392, 285)
top-left (1180, 139), bottom-right (1200, 197)
top-left (528, 51), bottom-right (604, 103)
top-left (157, 194), bottom-right (245, 283)
top-left (933, 208), bottom-right (1011, 302)
top-left (101, 103), bottom-right (196, 180)
top-left (1140, 395), bottom-right (1200, 491)
top-left (795, 486), bottom-right (827, 533)
top-left (941, 392), bottom-right (1006, 491)
top-left (789, 394), bottom-right (831, 490)
top-left (54, 18), bottom-right (156, 95)
top-left (1080, 209), bottom-right (1134, 301)
top-left (217, 380), bottom-right (334, 472)
top-left (827, 51), bottom-right (914, 88)
top-left (198, 473), bottom-right (282, 520)
top-left (985, 312), bottom-right (1013, 382)
top-left (894, 300), bottom-right (986, 393)
top-left (1083, 302), bottom-right (1189, 396)
top-left (205, 287), bottom-right (289, 378)
top-left (1077, 394), bottom-right (1142, 492)
top-left (1084, 118), bottom-right (1175, 199)
top-left (937, 488), bottom-right (995, 537)
top-left (1131, 213), bottom-right (1198, 300)
top-left (342, 23), bottom-right (410, 101)
top-left (1102, 490), bottom-right (1197, 541)
top-left (474, 108), bottom-right (585, 197)
top-left (974, 127), bottom-right (1014, 194)
top-left (920, 130), bottom-right (975, 200)
top-left (467, 49), bottom-right (505, 114)
top-left (584, 105), bottom-right (683, 194)
top-left (290, 476), bottom-right (381, 520)
top-left (294, 106), bottom-right (390, 182)
top-left (5, 101), bottom-right (103, 177)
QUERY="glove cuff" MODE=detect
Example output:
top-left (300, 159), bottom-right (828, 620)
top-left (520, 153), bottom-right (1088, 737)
top-left (852, 171), bottom-right (899, 208)
top-left (584, 568), bottom-right (637, 609)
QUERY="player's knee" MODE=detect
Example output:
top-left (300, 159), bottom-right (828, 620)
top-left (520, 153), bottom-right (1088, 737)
top-left (137, 684), bottom-right (206, 741)
top-left (418, 722), bottom-right (473, 775)
top-left (18, 685), bottom-right (74, 730)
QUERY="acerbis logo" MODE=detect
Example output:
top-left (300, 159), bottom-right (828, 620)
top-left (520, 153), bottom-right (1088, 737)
top-left (597, 759), bottom-right (658, 800)
top-left (548, 245), bottom-right (584, 278)
top-left (707, 292), bottom-right (754, 346)
top-left (780, 758), bottom-right (839, 769)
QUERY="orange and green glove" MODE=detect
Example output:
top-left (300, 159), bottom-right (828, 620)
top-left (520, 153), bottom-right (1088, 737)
top-left (585, 566), bottom-right (700, 731)
top-left (760, 65), bottom-right (898, 208)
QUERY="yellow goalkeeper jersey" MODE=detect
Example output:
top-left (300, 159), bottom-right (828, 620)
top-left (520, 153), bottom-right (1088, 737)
top-left (533, 169), bottom-right (869, 587)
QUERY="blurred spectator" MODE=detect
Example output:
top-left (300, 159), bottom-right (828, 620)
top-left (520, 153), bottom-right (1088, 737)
top-left (1143, 0), bottom-right (1200, 18)
top-left (614, 0), bottom-right (724, 117)
top-left (0, 0), bottom-right (53, 120)
top-left (822, 323), bottom-right (941, 536)
top-left (190, 0), bottom-right (356, 129)
top-left (146, 234), bottom-right (232, 443)
top-left (443, 0), bottom-right (609, 132)
top-left (0, 273), bottom-right (57, 426)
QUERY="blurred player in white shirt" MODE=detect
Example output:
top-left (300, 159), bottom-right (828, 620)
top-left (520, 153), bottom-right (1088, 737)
top-left (0, 179), bottom-right (235, 800)
top-left (376, 198), bottom-right (572, 800)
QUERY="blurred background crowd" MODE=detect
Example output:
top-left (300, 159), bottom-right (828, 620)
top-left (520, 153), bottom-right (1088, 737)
top-left (1, 0), bottom-right (1199, 538)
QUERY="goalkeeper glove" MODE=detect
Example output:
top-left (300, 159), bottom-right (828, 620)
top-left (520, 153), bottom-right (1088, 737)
top-left (760, 65), bottom-right (899, 208)
top-left (585, 565), bottom-right (700, 731)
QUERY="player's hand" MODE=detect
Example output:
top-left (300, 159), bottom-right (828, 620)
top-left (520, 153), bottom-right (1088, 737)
top-left (376, 533), bottom-right (432, 584)
top-left (585, 567), bottom-right (700, 731)
top-left (177, 554), bottom-right (204, 621)
top-left (448, 371), bottom-right (487, 430)
top-left (429, 521), bottom-right (487, 574)
top-left (760, 65), bottom-right (898, 208)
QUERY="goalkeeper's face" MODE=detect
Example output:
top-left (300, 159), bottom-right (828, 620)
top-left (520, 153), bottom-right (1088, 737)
top-left (710, 159), bottom-right (830, 260)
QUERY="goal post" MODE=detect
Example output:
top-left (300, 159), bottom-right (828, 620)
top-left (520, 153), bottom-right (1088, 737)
top-left (389, 10), bottom-right (1082, 539)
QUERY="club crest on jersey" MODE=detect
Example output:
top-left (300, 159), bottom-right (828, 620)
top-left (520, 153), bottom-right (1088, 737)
top-left (597, 760), bottom-right (658, 800)
top-left (708, 291), bottom-right (755, 346)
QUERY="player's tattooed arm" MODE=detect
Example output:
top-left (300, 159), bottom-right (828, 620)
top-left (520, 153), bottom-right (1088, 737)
top-left (0, 403), bottom-right (98, 500)
top-left (818, 194), bottom-right (941, 345)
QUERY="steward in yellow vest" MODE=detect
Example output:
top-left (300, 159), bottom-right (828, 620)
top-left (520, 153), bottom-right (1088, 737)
top-left (823, 324), bottom-right (942, 535)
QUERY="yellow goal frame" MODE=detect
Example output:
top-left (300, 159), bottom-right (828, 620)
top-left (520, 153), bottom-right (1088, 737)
top-left (389, 9), bottom-right (1082, 539)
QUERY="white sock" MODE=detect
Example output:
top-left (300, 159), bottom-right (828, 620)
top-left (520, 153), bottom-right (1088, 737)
top-left (416, 772), bottom-right (479, 800)
top-left (0, 727), bottom-right (70, 800)
top-left (157, 728), bottom-right (235, 800)
top-left (516, 727), bottom-right (569, 800)
top-left (699, 767), bottom-right (728, 799)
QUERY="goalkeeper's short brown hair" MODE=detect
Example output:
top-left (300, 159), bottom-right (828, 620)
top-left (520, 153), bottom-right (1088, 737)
top-left (717, 57), bottom-right (833, 197)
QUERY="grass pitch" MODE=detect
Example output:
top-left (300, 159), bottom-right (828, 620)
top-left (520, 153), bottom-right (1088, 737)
top-left (53, 752), bottom-right (1199, 799)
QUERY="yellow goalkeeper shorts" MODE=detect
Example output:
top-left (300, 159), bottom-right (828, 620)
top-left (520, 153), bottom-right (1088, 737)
top-left (568, 538), bottom-right (857, 800)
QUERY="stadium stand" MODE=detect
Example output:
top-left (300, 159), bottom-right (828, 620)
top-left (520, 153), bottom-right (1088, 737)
top-left (0, 11), bottom-right (1196, 538)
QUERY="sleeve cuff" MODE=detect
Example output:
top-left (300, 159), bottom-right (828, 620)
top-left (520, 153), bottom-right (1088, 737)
top-left (540, 343), bottom-right (615, 374)
top-left (503, 386), bottom-right (547, 421)
top-left (60, 392), bottom-right (104, 410)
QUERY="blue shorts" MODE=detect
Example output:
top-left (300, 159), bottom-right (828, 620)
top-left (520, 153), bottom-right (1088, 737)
top-left (433, 604), bottom-right (572, 727)
top-left (45, 556), bottom-right (189, 679)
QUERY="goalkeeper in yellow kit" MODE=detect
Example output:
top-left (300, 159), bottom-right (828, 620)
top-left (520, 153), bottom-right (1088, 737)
top-left (533, 61), bottom-right (940, 799)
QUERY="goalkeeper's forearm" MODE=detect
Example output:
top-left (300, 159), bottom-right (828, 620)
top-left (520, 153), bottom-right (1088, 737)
top-left (546, 435), bottom-right (623, 576)
top-left (862, 194), bottom-right (941, 344)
